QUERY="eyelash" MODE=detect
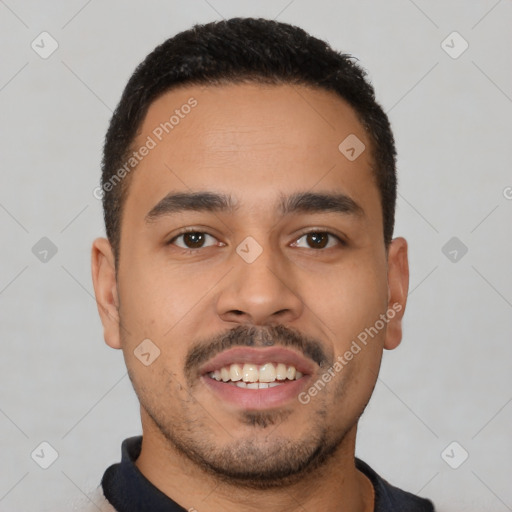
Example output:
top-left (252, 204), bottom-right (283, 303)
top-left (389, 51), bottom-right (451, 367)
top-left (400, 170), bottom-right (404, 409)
top-left (167, 227), bottom-right (346, 253)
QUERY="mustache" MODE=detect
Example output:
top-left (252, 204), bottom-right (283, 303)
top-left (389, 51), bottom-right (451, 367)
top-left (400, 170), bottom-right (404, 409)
top-left (184, 324), bottom-right (331, 383)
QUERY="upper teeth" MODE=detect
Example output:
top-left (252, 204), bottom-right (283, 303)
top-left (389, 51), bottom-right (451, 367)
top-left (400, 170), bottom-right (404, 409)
top-left (209, 363), bottom-right (303, 383)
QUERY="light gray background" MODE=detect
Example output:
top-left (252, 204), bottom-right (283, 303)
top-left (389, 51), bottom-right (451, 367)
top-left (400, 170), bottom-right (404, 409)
top-left (1, 1), bottom-right (511, 511)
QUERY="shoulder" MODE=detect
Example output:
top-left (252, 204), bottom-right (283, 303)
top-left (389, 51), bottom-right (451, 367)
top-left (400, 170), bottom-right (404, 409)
top-left (356, 458), bottom-right (435, 512)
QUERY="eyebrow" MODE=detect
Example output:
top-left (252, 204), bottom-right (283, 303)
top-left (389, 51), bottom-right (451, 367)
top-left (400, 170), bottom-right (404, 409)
top-left (281, 191), bottom-right (364, 218)
top-left (144, 190), bottom-right (364, 224)
top-left (145, 192), bottom-right (237, 223)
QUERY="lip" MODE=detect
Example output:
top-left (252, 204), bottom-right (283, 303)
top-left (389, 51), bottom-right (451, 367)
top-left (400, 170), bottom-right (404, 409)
top-left (199, 347), bottom-right (317, 376)
top-left (199, 347), bottom-right (316, 410)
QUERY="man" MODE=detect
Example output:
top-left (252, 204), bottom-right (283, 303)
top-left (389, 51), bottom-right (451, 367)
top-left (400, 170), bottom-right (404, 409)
top-left (89, 17), bottom-right (435, 511)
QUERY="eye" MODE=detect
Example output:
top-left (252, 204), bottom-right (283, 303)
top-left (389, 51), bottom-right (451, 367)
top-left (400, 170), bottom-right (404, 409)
top-left (169, 230), bottom-right (219, 250)
top-left (292, 231), bottom-right (343, 250)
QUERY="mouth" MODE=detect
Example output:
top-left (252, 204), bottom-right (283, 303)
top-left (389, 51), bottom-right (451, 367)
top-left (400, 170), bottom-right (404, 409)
top-left (199, 347), bottom-right (315, 410)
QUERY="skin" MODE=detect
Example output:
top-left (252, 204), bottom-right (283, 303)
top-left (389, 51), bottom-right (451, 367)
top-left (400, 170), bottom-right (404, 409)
top-left (91, 83), bottom-right (409, 512)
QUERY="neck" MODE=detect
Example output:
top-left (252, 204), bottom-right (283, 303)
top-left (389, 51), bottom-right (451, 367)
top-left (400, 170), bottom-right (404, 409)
top-left (135, 413), bottom-right (374, 512)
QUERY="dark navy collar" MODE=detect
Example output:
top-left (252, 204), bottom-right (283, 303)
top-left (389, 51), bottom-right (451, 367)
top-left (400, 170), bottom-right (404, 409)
top-left (102, 436), bottom-right (434, 512)
top-left (102, 436), bottom-right (186, 511)
top-left (355, 458), bottom-right (435, 512)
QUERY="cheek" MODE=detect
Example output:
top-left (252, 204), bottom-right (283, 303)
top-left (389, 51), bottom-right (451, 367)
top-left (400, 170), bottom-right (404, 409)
top-left (118, 260), bottom-right (214, 339)
top-left (126, 360), bottom-right (191, 418)
top-left (119, 273), bottom-right (194, 383)
top-left (330, 353), bottom-right (381, 422)
top-left (305, 255), bottom-right (388, 340)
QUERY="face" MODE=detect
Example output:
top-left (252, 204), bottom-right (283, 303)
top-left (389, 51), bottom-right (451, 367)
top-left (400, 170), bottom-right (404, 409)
top-left (92, 83), bottom-right (408, 487)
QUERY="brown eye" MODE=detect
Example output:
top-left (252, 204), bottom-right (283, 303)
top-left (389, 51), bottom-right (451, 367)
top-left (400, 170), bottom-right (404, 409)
top-left (171, 232), bottom-right (217, 249)
top-left (306, 232), bottom-right (328, 249)
top-left (293, 232), bottom-right (341, 250)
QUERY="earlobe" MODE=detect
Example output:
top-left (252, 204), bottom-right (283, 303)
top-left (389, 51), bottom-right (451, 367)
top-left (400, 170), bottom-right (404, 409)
top-left (91, 237), bottom-right (122, 349)
top-left (384, 237), bottom-right (409, 350)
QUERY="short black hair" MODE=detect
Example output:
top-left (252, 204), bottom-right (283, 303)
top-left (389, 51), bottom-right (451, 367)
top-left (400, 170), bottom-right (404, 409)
top-left (101, 17), bottom-right (397, 267)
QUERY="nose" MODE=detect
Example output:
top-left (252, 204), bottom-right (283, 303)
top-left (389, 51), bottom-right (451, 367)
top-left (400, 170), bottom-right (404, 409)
top-left (216, 242), bottom-right (304, 326)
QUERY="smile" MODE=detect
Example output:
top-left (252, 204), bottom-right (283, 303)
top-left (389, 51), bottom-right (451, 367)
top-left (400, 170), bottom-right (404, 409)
top-left (200, 347), bottom-right (314, 409)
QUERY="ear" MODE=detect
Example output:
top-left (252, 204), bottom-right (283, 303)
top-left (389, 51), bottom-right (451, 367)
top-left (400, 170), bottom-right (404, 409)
top-left (91, 237), bottom-right (121, 349)
top-left (384, 237), bottom-right (409, 350)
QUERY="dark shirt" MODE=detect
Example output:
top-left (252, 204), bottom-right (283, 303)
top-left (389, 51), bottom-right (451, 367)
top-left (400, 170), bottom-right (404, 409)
top-left (102, 436), bottom-right (435, 511)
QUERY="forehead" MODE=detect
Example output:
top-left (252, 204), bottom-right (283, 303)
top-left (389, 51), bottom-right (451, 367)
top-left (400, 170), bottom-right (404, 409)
top-left (137, 81), bottom-right (368, 158)
top-left (123, 82), bottom-right (378, 226)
